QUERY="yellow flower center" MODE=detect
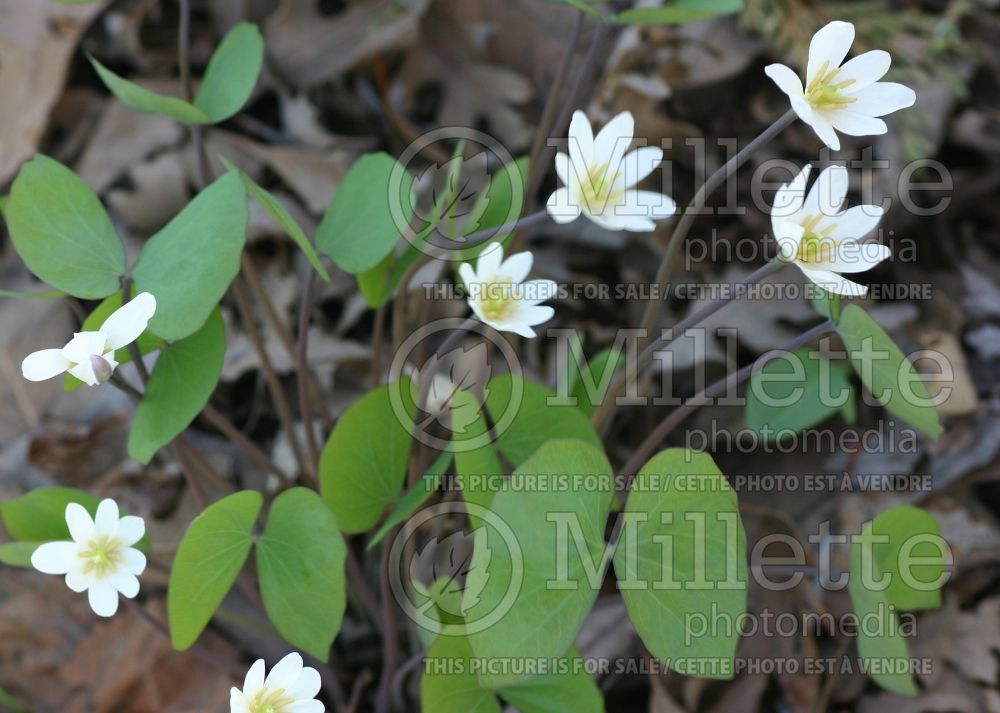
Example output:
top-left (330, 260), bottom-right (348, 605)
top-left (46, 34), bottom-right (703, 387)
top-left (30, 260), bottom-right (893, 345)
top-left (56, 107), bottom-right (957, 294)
top-left (78, 535), bottom-right (123, 578)
top-left (248, 687), bottom-right (295, 713)
top-left (805, 60), bottom-right (858, 110)
top-left (577, 162), bottom-right (624, 214)
top-left (477, 277), bottom-right (517, 322)
top-left (795, 214), bottom-right (839, 264)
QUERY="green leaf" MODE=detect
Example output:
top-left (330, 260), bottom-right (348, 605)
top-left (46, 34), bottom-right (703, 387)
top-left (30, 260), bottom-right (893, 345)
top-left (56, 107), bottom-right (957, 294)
top-left (569, 347), bottom-right (625, 415)
top-left (132, 170), bottom-right (248, 341)
top-left (499, 648), bottom-right (604, 713)
top-left (357, 252), bottom-right (397, 307)
top-left (745, 348), bottom-right (854, 438)
top-left (849, 517), bottom-right (919, 696)
top-left (6, 155), bottom-right (125, 299)
top-left (0, 289), bottom-right (64, 300)
top-left (613, 0), bottom-right (743, 24)
top-left (89, 57), bottom-right (211, 124)
top-left (127, 309), bottom-right (225, 464)
top-left (547, 0), bottom-right (602, 17)
top-left (369, 449), bottom-right (453, 550)
top-left (168, 490), bottom-right (261, 650)
top-left (867, 506), bottom-right (946, 611)
top-left (0, 487), bottom-right (150, 553)
top-left (453, 389), bottom-right (504, 519)
top-left (64, 289), bottom-right (165, 392)
top-left (319, 380), bottom-right (415, 533)
top-left (613, 449), bottom-right (747, 679)
top-left (837, 305), bottom-right (943, 439)
top-left (465, 439), bottom-right (614, 687)
top-left (221, 158), bottom-right (330, 282)
top-left (257, 488), bottom-right (346, 661)
top-left (0, 541), bottom-right (43, 568)
top-left (316, 153), bottom-right (413, 274)
top-left (192, 23), bottom-right (264, 123)
top-left (453, 156), bottom-right (530, 260)
top-left (484, 375), bottom-right (602, 467)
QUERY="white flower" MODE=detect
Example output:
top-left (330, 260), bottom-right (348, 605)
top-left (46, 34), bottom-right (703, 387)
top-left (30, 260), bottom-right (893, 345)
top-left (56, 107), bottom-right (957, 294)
top-left (772, 164), bottom-right (890, 296)
top-left (30, 498), bottom-right (146, 617)
top-left (230, 652), bottom-right (324, 713)
top-left (21, 292), bottom-right (157, 386)
top-left (458, 242), bottom-right (557, 338)
top-left (546, 110), bottom-right (676, 232)
top-left (765, 21), bottom-right (916, 150)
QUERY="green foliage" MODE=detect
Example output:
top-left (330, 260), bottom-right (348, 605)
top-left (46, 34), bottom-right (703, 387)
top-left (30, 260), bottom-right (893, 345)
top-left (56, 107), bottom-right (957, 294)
top-left (90, 23), bottom-right (263, 125)
top-left (132, 171), bottom-right (248, 341)
top-left (745, 348), bottom-right (855, 438)
top-left (612, 0), bottom-right (743, 24)
top-left (168, 491), bottom-right (261, 650)
top-left (565, 345), bottom-right (625, 415)
top-left (454, 156), bottom-right (530, 259)
top-left (221, 157), bottom-right (330, 282)
top-left (319, 380), bottom-right (415, 533)
top-left (257, 488), bottom-right (346, 661)
top-left (369, 449), bottom-right (454, 549)
top-left (614, 449), bottom-right (746, 679)
top-left (6, 155), bottom-right (125, 299)
top-left (0, 486), bottom-right (149, 553)
top-left (847, 505), bottom-right (947, 696)
top-left (465, 440), bottom-right (614, 687)
top-left (421, 633), bottom-right (603, 713)
top-left (837, 305), bottom-right (942, 439)
top-left (484, 374), bottom-right (601, 467)
top-left (0, 289), bottom-right (64, 300)
top-left (316, 153), bottom-right (413, 274)
top-left (0, 541), bottom-right (43, 568)
top-left (453, 389), bottom-right (504, 519)
top-left (127, 309), bottom-right (225, 464)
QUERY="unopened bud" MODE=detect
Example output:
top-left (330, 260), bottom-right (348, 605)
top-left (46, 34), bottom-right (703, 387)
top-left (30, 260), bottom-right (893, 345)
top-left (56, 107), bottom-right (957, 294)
top-left (90, 355), bottom-right (113, 385)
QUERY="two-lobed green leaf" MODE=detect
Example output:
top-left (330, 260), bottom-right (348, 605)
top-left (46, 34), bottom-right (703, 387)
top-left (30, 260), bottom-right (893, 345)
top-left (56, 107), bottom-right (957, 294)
top-left (6, 155), bottom-right (125, 299)
top-left (127, 309), bottom-right (226, 464)
top-left (613, 449), bottom-right (747, 679)
top-left (132, 170), bottom-right (247, 341)
top-left (257, 488), bottom-right (346, 661)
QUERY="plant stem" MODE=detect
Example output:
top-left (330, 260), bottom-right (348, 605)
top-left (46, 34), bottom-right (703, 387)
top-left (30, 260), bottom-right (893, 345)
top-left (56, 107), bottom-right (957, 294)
top-left (616, 319), bottom-right (834, 481)
top-left (296, 269), bottom-right (320, 480)
top-left (636, 109), bottom-right (797, 341)
top-left (590, 258), bottom-right (786, 428)
top-left (200, 404), bottom-right (288, 479)
top-left (374, 536), bottom-right (400, 713)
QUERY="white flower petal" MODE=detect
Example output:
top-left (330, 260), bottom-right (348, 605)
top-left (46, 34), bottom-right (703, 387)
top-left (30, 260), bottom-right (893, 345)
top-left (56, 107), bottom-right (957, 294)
top-left (65, 564), bottom-right (93, 593)
top-left (121, 547), bottom-right (147, 576)
top-left (286, 701), bottom-right (325, 713)
top-left (285, 667), bottom-right (322, 700)
top-left (520, 279), bottom-right (559, 305)
top-left (567, 111), bottom-right (594, 171)
top-left (789, 94), bottom-right (815, 125)
top-left (458, 262), bottom-right (477, 289)
top-left (115, 515), bottom-right (145, 547)
top-left (496, 319), bottom-right (538, 338)
top-left (61, 331), bottom-right (108, 364)
top-left (764, 63), bottom-right (804, 99)
top-left (243, 659), bottom-right (266, 699)
top-left (21, 349), bottom-right (71, 382)
top-left (619, 146), bottom-right (663, 187)
top-left (475, 243), bottom-right (504, 278)
top-left (807, 21), bottom-right (855, 85)
top-left (546, 187), bottom-right (582, 224)
top-left (94, 499), bottom-right (120, 538)
top-left (622, 189), bottom-right (677, 219)
top-left (799, 267), bottom-right (868, 296)
top-left (837, 50), bottom-right (891, 94)
top-left (554, 152), bottom-right (571, 186)
top-left (772, 163), bottom-right (812, 221)
top-left (829, 111), bottom-right (887, 137)
top-left (830, 205), bottom-right (884, 241)
top-left (818, 242), bottom-right (892, 273)
top-left (803, 166), bottom-right (849, 218)
top-left (514, 304), bottom-right (555, 328)
top-left (67, 359), bottom-right (99, 387)
top-left (594, 111), bottom-right (635, 169)
top-left (800, 112), bottom-right (841, 150)
top-left (497, 251), bottom-right (533, 284)
top-left (265, 653), bottom-right (304, 690)
top-left (30, 541), bottom-right (77, 574)
top-left (774, 221), bottom-right (806, 260)
top-left (108, 568), bottom-right (140, 599)
top-left (65, 502), bottom-right (95, 543)
top-left (87, 579), bottom-right (120, 617)
top-left (230, 688), bottom-right (248, 713)
top-left (100, 292), bottom-right (156, 351)
top-left (588, 209), bottom-right (657, 233)
top-left (850, 82), bottom-right (916, 117)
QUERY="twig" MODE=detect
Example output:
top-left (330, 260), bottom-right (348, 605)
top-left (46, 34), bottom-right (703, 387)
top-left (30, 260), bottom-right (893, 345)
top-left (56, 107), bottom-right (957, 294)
top-left (374, 536), bottom-right (400, 713)
top-left (200, 404), bottom-right (288, 480)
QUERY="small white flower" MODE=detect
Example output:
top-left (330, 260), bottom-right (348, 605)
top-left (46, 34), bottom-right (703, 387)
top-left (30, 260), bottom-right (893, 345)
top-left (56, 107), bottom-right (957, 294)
top-left (21, 292), bottom-right (157, 386)
top-left (772, 164), bottom-right (890, 296)
top-left (230, 652), bottom-right (324, 713)
top-left (30, 498), bottom-right (146, 618)
top-left (458, 242), bottom-right (557, 338)
top-left (765, 20), bottom-right (916, 150)
top-left (546, 110), bottom-right (676, 232)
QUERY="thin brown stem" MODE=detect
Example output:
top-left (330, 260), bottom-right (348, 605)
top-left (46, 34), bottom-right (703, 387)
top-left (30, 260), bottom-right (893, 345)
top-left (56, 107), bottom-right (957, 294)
top-left (200, 404), bottom-right (288, 479)
top-left (374, 536), bottom-right (400, 713)
top-left (296, 270), bottom-right (320, 480)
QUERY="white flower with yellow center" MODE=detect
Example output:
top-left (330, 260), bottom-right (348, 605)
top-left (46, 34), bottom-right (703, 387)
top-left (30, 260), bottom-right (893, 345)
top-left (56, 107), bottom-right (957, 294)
top-left (765, 21), bottom-right (916, 150)
top-left (458, 242), bottom-right (557, 338)
top-left (546, 110), bottom-right (676, 232)
top-left (230, 653), bottom-right (324, 713)
top-left (30, 498), bottom-right (146, 617)
top-left (21, 292), bottom-right (156, 386)
top-left (773, 164), bottom-right (890, 296)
